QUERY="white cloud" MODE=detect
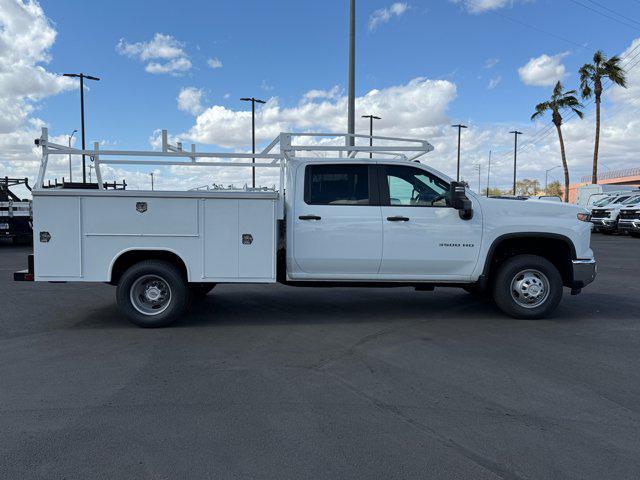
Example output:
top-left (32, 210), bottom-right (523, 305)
top-left (207, 57), bottom-right (223, 69)
top-left (487, 76), bottom-right (502, 89)
top-left (302, 85), bottom-right (342, 101)
top-left (179, 77), bottom-right (456, 149)
top-left (116, 33), bottom-right (192, 75)
top-left (177, 87), bottom-right (204, 116)
top-left (261, 79), bottom-right (274, 92)
top-left (369, 3), bottom-right (409, 31)
top-left (518, 52), bottom-right (569, 87)
top-left (0, 0), bottom-right (74, 176)
top-left (451, 0), bottom-right (529, 14)
top-left (484, 58), bottom-right (500, 69)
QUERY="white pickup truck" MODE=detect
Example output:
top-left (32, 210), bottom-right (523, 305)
top-left (15, 128), bottom-right (596, 327)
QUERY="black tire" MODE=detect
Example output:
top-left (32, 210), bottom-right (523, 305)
top-left (631, 232), bottom-right (640, 238)
top-left (189, 283), bottom-right (216, 297)
top-left (492, 254), bottom-right (563, 319)
top-left (116, 260), bottom-right (189, 328)
top-left (601, 229), bottom-right (614, 235)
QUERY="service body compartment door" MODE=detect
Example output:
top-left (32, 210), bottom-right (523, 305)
top-left (239, 200), bottom-right (276, 278)
top-left (203, 198), bottom-right (276, 281)
top-left (33, 195), bottom-right (82, 279)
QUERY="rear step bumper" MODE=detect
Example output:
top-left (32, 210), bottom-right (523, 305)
top-left (14, 254), bottom-right (34, 282)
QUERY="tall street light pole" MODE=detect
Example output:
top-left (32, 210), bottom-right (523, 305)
top-left (63, 73), bottom-right (100, 184)
top-left (150, 172), bottom-right (155, 191)
top-left (240, 97), bottom-right (266, 188)
top-left (347, 0), bottom-right (356, 147)
top-left (68, 129), bottom-right (77, 183)
top-left (486, 150), bottom-right (492, 197)
top-left (544, 165), bottom-right (562, 192)
top-left (361, 115), bottom-right (381, 158)
top-left (509, 130), bottom-right (523, 195)
top-left (451, 124), bottom-right (467, 181)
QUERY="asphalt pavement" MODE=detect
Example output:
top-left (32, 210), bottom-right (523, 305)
top-left (1, 234), bottom-right (639, 480)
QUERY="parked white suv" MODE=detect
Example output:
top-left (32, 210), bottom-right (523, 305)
top-left (591, 193), bottom-right (640, 234)
top-left (15, 129), bottom-right (597, 327)
top-left (618, 199), bottom-right (640, 237)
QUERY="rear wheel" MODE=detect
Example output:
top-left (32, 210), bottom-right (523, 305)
top-left (116, 260), bottom-right (189, 328)
top-left (492, 254), bottom-right (563, 319)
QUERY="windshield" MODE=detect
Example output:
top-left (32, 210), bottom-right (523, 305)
top-left (621, 195), bottom-right (640, 205)
top-left (612, 196), bottom-right (631, 204)
top-left (593, 196), bottom-right (615, 206)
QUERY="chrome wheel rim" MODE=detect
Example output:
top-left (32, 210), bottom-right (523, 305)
top-left (130, 275), bottom-right (172, 316)
top-left (510, 269), bottom-right (550, 309)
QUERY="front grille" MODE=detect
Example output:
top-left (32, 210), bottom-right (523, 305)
top-left (619, 210), bottom-right (640, 220)
top-left (591, 209), bottom-right (610, 218)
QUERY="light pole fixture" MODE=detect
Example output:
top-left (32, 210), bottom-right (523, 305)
top-left (240, 97), bottom-right (266, 188)
top-left (451, 124), bottom-right (467, 181)
top-left (509, 130), bottom-right (523, 195)
top-left (63, 73), bottom-right (100, 184)
top-left (361, 114), bottom-right (381, 158)
top-left (68, 129), bottom-right (77, 183)
top-left (347, 0), bottom-right (356, 147)
top-left (544, 165), bottom-right (562, 191)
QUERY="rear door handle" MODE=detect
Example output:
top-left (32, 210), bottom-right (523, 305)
top-left (299, 215), bottom-right (322, 221)
top-left (387, 216), bottom-right (410, 222)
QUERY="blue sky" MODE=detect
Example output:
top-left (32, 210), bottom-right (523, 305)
top-left (2, 0), bottom-right (640, 190)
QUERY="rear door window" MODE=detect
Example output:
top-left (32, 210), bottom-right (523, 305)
top-left (304, 165), bottom-right (370, 205)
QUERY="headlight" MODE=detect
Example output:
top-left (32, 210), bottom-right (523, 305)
top-left (577, 212), bottom-right (591, 222)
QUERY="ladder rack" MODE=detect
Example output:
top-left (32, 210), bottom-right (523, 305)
top-left (34, 128), bottom-right (435, 194)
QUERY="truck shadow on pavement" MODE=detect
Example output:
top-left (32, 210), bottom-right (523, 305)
top-left (70, 285), bottom-right (615, 330)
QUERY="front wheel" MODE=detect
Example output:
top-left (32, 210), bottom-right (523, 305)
top-left (116, 260), bottom-right (189, 328)
top-left (492, 254), bottom-right (563, 319)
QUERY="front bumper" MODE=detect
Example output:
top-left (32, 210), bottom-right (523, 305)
top-left (591, 218), bottom-right (617, 231)
top-left (570, 259), bottom-right (597, 289)
top-left (618, 219), bottom-right (640, 233)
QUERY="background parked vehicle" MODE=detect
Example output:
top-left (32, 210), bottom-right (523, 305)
top-left (591, 192), bottom-right (640, 234)
top-left (618, 201), bottom-right (640, 237)
top-left (576, 184), bottom-right (637, 208)
top-left (0, 177), bottom-right (32, 245)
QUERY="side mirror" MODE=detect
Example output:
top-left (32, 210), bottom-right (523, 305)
top-left (449, 182), bottom-right (474, 220)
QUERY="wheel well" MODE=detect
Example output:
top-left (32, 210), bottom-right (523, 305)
top-left (484, 235), bottom-right (574, 287)
top-left (110, 250), bottom-right (188, 284)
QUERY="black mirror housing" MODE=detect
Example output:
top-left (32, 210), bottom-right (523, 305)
top-left (449, 182), bottom-right (474, 220)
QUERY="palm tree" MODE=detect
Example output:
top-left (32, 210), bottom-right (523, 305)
top-left (531, 81), bottom-right (584, 202)
top-left (579, 51), bottom-right (627, 184)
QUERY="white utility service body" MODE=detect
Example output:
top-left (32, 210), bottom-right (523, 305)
top-left (33, 190), bottom-right (278, 283)
top-left (17, 128), bottom-right (597, 326)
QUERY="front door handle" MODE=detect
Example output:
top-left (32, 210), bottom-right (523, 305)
top-left (387, 216), bottom-right (410, 222)
top-left (299, 215), bottom-right (321, 221)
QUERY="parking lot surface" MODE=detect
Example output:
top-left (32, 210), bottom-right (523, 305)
top-left (1, 235), bottom-right (639, 479)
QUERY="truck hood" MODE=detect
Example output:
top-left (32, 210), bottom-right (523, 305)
top-left (477, 195), bottom-right (582, 219)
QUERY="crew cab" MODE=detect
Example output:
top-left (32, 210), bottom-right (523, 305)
top-left (591, 192), bottom-right (640, 233)
top-left (15, 129), bottom-right (597, 327)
